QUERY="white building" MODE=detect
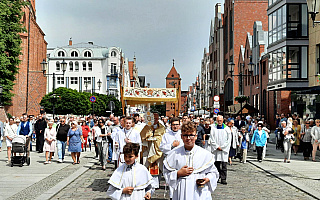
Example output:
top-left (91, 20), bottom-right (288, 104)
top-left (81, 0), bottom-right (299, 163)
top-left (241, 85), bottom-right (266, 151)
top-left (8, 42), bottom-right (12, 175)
top-left (47, 40), bottom-right (122, 100)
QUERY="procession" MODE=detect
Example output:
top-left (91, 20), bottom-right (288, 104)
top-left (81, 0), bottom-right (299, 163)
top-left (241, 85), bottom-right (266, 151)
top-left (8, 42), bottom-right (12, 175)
top-left (1, 110), bottom-right (320, 199)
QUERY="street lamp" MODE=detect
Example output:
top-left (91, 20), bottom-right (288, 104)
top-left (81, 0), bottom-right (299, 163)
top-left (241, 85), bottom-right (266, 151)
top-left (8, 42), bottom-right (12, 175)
top-left (41, 59), bottom-right (67, 119)
top-left (0, 85), bottom-right (3, 106)
top-left (307, 0), bottom-right (320, 27)
top-left (97, 79), bottom-right (102, 90)
top-left (84, 80), bottom-right (89, 92)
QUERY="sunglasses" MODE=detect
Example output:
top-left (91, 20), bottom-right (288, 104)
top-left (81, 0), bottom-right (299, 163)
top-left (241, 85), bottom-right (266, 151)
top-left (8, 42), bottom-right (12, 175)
top-left (182, 134), bottom-right (196, 139)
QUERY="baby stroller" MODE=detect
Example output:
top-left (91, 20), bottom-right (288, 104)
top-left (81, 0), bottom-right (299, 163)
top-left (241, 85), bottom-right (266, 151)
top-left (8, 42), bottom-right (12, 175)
top-left (11, 135), bottom-right (30, 167)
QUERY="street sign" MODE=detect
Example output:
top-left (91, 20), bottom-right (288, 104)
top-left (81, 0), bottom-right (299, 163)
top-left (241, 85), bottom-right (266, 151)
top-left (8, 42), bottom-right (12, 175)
top-left (214, 95), bottom-right (220, 102)
top-left (190, 106), bottom-right (195, 112)
top-left (90, 96), bottom-right (96, 103)
top-left (214, 101), bottom-right (219, 105)
top-left (213, 104), bottom-right (220, 108)
top-left (213, 108), bottom-right (220, 114)
top-left (109, 101), bottom-right (115, 110)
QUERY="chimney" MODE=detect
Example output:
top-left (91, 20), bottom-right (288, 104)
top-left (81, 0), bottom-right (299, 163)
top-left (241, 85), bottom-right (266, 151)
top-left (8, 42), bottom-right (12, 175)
top-left (69, 38), bottom-right (72, 46)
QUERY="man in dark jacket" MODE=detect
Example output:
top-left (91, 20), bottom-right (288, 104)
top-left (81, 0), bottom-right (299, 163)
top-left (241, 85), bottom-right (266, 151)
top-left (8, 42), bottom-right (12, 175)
top-left (56, 118), bottom-right (70, 163)
top-left (35, 115), bottom-right (47, 153)
top-left (194, 119), bottom-right (205, 147)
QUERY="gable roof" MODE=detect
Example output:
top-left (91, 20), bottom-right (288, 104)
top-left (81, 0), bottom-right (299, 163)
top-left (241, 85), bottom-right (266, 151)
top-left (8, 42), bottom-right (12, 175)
top-left (166, 66), bottom-right (180, 79)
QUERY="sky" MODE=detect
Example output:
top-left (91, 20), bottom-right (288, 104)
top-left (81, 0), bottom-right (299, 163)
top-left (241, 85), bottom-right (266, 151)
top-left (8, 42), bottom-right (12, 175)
top-left (36, 0), bottom-right (221, 90)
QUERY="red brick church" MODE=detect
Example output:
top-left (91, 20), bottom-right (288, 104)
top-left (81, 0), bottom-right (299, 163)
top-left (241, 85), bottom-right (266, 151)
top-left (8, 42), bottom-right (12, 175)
top-left (4, 0), bottom-right (47, 119)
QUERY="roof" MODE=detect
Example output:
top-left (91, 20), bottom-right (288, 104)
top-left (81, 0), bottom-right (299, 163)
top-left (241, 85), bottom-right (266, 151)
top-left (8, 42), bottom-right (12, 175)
top-left (166, 66), bottom-right (180, 79)
top-left (60, 42), bottom-right (106, 49)
top-left (128, 61), bottom-right (134, 80)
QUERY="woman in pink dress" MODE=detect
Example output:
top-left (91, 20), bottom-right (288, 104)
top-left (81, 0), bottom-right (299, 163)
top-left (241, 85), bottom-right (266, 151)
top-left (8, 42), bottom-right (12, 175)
top-left (43, 120), bottom-right (57, 164)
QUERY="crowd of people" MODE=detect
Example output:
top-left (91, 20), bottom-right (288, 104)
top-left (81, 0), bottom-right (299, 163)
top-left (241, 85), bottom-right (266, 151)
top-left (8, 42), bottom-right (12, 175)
top-left (0, 111), bottom-right (320, 200)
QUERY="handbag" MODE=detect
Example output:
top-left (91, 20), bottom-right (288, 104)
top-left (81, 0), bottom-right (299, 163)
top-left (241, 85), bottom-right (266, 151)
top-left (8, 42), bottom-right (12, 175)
top-left (289, 135), bottom-right (296, 144)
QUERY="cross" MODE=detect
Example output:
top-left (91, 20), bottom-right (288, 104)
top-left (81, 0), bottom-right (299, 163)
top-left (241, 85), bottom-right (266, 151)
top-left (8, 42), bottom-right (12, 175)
top-left (173, 59), bottom-right (175, 66)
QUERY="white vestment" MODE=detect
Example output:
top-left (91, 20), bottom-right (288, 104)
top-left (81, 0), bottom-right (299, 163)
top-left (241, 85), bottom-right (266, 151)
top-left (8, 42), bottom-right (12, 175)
top-left (107, 162), bottom-right (154, 200)
top-left (208, 125), bottom-right (231, 162)
top-left (112, 127), bottom-right (122, 161)
top-left (115, 128), bottom-right (142, 165)
top-left (163, 145), bottom-right (219, 200)
top-left (159, 129), bottom-right (183, 155)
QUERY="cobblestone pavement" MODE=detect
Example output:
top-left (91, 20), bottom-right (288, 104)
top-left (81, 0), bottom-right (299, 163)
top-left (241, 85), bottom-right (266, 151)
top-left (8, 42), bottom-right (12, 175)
top-left (51, 159), bottom-right (315, 200)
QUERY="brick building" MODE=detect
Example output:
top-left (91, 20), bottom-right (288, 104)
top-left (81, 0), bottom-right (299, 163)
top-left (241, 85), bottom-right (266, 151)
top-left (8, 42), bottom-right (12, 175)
top-left (223, 0), bottom-right (268, 110)
top-left (165, 64), bottom-right (181, 117)
top-left (6, 0), bottom-right (47, 117)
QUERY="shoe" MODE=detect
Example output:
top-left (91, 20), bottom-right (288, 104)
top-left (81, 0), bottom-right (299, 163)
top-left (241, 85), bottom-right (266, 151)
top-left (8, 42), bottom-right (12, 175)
top-left (48, 161), bottom-right (52, 164)
top-left (284, 159), bottom-right (287, 163)
top-left (44, 161), bottom-right (49, 164)
top-left (287, 160), bottom-right (290, 163)
top-left (258, 160), bottom-right (262, 163)
top-left (58, 159), bottom-right (63, 163)
top-left (243, 161), bottom-right (247, 163)
top-left (221, 180), bottom-right (227, 185)
top-left (102, 166), bottom-right (106, 170)
top-left (6, 160), bottom-right (11, 163)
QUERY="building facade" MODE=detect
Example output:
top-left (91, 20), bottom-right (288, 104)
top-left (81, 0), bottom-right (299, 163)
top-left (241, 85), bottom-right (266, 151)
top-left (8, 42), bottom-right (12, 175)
top-left (165, 65), bottom-right (181, 117)
top-left (223, 0), bottom-right (268, 112)
top-left (200, 48), bottom-right (210, 109)
top-left (6, 0), bottom-right (47, 117)
top-left (47, 40), bottom-right (122, 100)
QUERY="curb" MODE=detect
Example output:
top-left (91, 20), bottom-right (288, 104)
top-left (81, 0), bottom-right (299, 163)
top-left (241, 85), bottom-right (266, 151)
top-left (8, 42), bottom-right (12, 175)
top-left (35, 158), bottom-right (96, 200)
top-left (248, 159), bottom-right (320, 200)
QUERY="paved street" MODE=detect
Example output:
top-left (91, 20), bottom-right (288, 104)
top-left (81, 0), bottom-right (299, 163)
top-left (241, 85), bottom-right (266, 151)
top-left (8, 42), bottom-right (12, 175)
top-left (0, 142), bottom-right (94, 200)
top-left (51, 143), bottom-right (319, 200)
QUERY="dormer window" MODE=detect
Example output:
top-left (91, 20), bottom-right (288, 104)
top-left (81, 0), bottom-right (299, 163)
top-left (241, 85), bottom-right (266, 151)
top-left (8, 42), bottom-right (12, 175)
top-left (111, 51), bottom-right (117, 57)
top-left (84, 51), bottom-right (92, 57)
top-left (58, 51), bottom-right (65, 57)
top-left (71, 51), bottom-right (79, 57)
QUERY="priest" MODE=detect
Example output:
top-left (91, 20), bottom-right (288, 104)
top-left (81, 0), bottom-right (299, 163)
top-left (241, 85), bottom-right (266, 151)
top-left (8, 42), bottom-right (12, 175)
top-left (163, 121), bottom-right (219, 200)
top-left (208, 115), bottom-right (231, 185)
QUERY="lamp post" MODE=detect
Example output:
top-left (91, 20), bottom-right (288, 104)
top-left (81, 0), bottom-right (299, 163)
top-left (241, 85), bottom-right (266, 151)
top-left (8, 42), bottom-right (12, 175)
top-left (307, 0), bottom-right (320, 27)
top-left (0, 85), bottom-right (3, 106)
top-left (41, 59), bottom-right (67, 119)
top-left (228, 61), bottom-right (253, 116)
top-left (91, 79), bottom-right (102, 115)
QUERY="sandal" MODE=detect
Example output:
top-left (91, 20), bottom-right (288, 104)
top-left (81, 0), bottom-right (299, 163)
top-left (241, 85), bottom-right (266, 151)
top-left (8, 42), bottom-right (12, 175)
top-left (77, 161), bottom-right (80, 164)
top-left (72, 162), bottom-right (76, 165)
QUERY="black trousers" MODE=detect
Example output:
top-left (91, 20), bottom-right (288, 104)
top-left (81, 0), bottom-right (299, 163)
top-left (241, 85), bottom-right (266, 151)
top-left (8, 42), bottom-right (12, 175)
top-left (36, 133), bottom-right (44, 152)
top-left (214, 161), bottom-right (227, 181)
top-left (94, 139), bottom-right (99, 158)
top-left (302, 141), bottom-right (312, 157)
top-left (256, 146), bottom-right (263, 161)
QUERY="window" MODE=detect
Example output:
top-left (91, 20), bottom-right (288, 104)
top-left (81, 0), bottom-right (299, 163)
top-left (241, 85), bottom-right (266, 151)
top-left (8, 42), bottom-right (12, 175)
top-left (88, 62), bottom-right (92, 71)
top-left (56, 61), bottom-right (60, 71)
top-left (58, 51), bottom-right (65, 57)
top-left (84, 51), bottom-right (92, 57)
top-left (75, 61), bottom-right (79, 72)
top-left (84, 77), bottom-right (91, 84)
top-left (111, 51), bottom-right (117, 57)
top-left (71, 51), bottom-right (79, 57)
top-left (70, 77), bottom-right (78, 84)
top-left (57, 77), bottom-right (64, 85)
top-left (110, 77), bottom-right (117, 87)
top-left (69, 61), bottom-right (73, 71)
top-left (287, 4), bottom-right (308, 38)
top-left (111, 63), bottom-right (117, 74)
top-left (82, 61), bottom-right (86, 71)
top-left (269, 5), bottom-right (286, 45)
top-left (317, 45), bottom-right (320, 74)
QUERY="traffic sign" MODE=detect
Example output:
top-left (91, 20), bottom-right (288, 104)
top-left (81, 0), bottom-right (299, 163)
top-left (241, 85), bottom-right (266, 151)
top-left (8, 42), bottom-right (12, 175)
top-left (190, 106), bottom-right (195, 112)
top-left (214, 95), bottom-right (220, 102)
top-left (213, 108), bottom-right (220, 114)
top-left (213, 104), bottom-right (220, 108)
top-left (90, 96), bottom-right (96, 103)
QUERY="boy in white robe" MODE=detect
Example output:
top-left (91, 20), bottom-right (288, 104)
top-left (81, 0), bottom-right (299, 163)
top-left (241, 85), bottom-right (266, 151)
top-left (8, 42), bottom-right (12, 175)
top-left (160, 117), bottom-right (183, 156)
top-left (115, 117), bottom-right (142, 167)
top-left (163, 121), bottom-right (219, 200)
top-left (107, 142), bottom-right (154, 200)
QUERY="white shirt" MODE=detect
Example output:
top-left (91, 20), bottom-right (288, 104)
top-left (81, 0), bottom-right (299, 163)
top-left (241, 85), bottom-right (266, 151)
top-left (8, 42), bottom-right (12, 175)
top-left (160, 129), bottom-right (183, 155)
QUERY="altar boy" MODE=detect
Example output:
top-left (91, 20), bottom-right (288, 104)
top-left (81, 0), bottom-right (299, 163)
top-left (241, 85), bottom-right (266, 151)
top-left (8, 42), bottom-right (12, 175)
top-left (163, 121), bottom-right (219, 200)
top-left (107, 143), bottom-right (154, 200)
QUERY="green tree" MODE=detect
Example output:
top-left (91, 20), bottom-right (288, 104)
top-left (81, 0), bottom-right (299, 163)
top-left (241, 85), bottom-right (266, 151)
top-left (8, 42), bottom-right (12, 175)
top-left (40, 87), bottom-right (122, 116)
top-left (0, 0), bottom-right (28, 105)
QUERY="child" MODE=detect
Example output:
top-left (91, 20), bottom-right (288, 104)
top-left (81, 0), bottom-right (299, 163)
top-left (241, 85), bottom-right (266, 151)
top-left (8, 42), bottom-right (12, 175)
top-left (239, 127), bottom-right (250, 163)
top-left (107, 142), bottom-right (154, 200)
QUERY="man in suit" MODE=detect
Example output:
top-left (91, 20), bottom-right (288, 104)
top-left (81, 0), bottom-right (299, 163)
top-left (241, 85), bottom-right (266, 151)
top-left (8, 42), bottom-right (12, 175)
top-left (235, 116), bottom-right (246, 130)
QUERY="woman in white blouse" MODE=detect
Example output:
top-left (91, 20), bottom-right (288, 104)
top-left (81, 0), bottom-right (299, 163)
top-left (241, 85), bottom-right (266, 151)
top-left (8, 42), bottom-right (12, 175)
top-left (311, 119), bottom-right (320, 162)
top-left (4, 118), bottom-right (18, 163)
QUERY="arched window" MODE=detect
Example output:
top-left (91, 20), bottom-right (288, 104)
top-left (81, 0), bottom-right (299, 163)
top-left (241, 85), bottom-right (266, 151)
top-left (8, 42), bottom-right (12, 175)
top-left (71, 51), bottom-right (78, 57)
top-left (75, 61), bottom-right (79, 71)
top-left (83, 61), bottom-right (86, 71)
top-left (88, 61), bottom-right (92, 71)
top-left (111, 51), bottom-right (117, 57)
top-left (58, 51), bottom-right (65, 57)
top-left (56, 61), bottom-right (60, 71)
top-left (69, 61), bottom-right (73, 71)
top-left (84, 51), bottom-right (92, 57)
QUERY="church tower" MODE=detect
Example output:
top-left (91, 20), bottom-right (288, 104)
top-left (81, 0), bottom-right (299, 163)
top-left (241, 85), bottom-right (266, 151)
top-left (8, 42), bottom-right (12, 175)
top-left (165, 60), bottom-right (181, 117)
